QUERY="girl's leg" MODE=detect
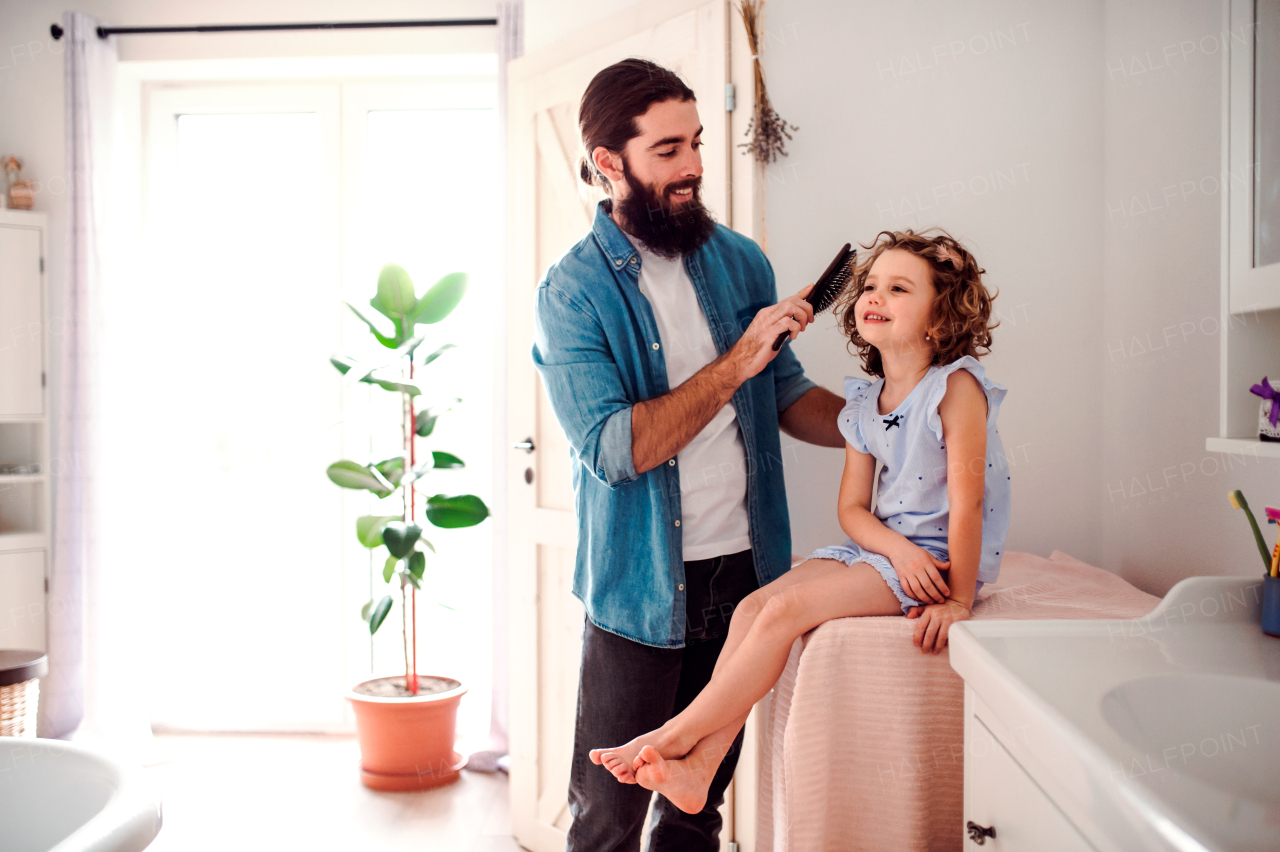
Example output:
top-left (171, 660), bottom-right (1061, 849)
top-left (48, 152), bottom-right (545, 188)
top-left (591, 557), bottom-right (844, 778)
top-left (632, 707), bottom-right (752, 813)
top-left (596, 559), bottom-right (902, 783)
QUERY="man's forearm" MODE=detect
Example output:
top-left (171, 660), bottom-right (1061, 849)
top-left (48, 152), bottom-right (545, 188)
top-left (779, 387), bottom-right (845, 447)
top-left (631, 350), bottom-right (740, 475)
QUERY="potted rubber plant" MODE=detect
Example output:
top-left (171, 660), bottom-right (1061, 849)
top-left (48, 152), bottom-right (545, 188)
top-left (327, 262), bottom-right (490, 790)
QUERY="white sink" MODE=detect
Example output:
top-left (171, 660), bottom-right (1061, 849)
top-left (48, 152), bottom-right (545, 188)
top-left (1101, 672), bottom-right (1280, 804)
top-left (0, 738), bottom-right (162, 852)
top-left (950, 575), bottom-right (1279, 852)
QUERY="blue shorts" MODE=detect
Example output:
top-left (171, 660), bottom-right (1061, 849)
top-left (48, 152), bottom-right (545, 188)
top-left (806, 540), bottom-right (984, 615)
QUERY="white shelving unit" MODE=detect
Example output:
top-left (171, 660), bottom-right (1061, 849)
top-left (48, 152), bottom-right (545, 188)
top-left (1209, 0), bottom-right (1280, 458)
top-left (0, 209), bottom-right (50, 653)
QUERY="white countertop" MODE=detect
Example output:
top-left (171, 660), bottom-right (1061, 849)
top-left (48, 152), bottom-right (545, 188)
top-left (950, 575), bottom-right (1279, 852)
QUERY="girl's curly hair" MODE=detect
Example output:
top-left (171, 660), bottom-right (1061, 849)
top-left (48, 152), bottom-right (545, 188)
top-left (834, 228), bottom-right (999, 378)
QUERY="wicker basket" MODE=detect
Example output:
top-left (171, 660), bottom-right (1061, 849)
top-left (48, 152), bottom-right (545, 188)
top-left (0, 650), bottom-right (47, 738)
top-left (0, 677), bottom-right (39, 737)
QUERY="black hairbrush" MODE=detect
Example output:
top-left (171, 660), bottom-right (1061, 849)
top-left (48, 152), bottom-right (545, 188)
top-left (772, 242), bottom-right (857, 351)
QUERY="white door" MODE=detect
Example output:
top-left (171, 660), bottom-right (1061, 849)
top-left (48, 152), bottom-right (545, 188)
top-left (506, 2), bottom-right (763, 849)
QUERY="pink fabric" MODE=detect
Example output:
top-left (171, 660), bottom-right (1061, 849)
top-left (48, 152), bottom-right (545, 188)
top-left (755, 550), bottom-right (1159, 852)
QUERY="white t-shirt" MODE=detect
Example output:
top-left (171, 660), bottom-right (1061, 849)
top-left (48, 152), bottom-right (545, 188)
top-left (627, 236), bottom-right (752, 561)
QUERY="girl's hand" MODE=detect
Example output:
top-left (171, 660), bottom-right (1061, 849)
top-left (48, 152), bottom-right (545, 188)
top-left (888, 545), bottom-right (951, 604)
top-left (906, 599), bottom-right (971, 654)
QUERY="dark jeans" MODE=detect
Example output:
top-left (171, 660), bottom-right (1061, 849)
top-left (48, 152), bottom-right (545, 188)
top-left (565, 548), bottom-right (761, 852)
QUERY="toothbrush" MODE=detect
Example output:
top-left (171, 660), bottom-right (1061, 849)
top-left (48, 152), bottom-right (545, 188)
top-left (1229, 490), bottom-right (1273, 575)
top-left (1267, 507), bottom-right (1280, 578)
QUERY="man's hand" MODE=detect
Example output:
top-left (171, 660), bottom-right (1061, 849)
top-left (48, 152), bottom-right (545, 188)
top-left (887, 544), bottom-right (951, 604)
top-left (725, 285), bottom-right (816, 384)
top-left (906, 599), bottom-right (971, 654)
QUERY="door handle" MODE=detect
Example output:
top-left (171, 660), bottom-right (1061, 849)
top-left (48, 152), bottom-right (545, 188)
top-left (512, 437), bottom-right (536, 453)
top-left (966, 821), bottom-right (996, 845)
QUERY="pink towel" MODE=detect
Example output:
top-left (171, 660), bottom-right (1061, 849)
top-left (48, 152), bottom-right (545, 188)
top-left (756, 550), bottom-right (1160, 852)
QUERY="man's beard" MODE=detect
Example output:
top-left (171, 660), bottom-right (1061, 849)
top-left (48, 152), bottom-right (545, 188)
top-left (612, 157), bottom-right (717, 259)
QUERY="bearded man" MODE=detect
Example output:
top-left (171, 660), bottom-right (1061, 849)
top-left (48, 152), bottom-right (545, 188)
top-left (530, 58), bottom-right (846, 851)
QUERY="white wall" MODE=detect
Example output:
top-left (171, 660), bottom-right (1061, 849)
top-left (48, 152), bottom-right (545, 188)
top-left (1101, 1), bottom-right (1275, 594)
top-left (759, 0), bottom-right (1107, 570)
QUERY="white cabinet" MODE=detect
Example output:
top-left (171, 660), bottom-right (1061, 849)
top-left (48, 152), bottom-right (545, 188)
top-left (0, 551), bottom-right (46, 651)
top-left (1210, 0), bottom-right (1280, 457)
top-left (0, 224), bottom-right (44, 416)
top-left (0, 210), bottom-right (48, 652)
top-left (963, 704), bottom-right (1096, 851)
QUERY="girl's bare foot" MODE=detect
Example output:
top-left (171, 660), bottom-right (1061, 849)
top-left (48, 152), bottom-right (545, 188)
top-left (632, 745), bottom-right (716, 814)
top-left (588, 728), bottom-right (689, 784)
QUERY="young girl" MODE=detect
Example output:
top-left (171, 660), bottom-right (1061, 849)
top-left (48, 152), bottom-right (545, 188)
top-left (588, 228), bottom-right (1011, 815)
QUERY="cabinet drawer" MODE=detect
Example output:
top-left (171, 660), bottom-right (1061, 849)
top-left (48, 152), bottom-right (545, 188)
top-left (0, 550), bottom-right (46, 651)
top-left (964, 712), bottom-right (1095, 851)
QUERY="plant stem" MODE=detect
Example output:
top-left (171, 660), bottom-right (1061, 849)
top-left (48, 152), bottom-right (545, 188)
top-left (412, 587), bottom-right (418, 693)
top-left (406, 354), bottom-right (420, 695)
top-left (402, 579), bottom-right (412, 694)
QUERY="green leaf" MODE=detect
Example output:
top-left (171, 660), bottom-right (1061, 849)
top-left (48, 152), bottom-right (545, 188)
top-left (435, 600), bottom-right (457, 611)
top-left (425, 494), bottom-right (490, 528)
top-left (415, 408), bottom-right (438, 438)
top-left (409, 272), bottom-right (468, 325)
top-left (368, 595), bottom-right (393, 635)
top-left (417, 538), bottom-right (436, 554)
top-left (382, 554), bottom-right (398, 583)
top-left (331, 353), bottom-right (381, 384)
top-left (420, 343), bottom-right (456, 367)
top-left (431, 451), bottom-right (464, 469)
top-left (327, 461), bottom-right (394, 498)
top-left (369, 372), bottom-right (424, 397)
top-left (360, 598), bottom-right (376, 621)
top-left (394, 335), bottom-right (425, 360)
top-left (415, 398), bottom-right (460, 437)
top-left (404, 571), bottom-right (422, 590)
top-left (382, 522), bottom-right (423, 559)
top-left (408, 551), bottom-right (425, 579)
top-left (402, 456), bottom-right (435, 486)
top-left (374, 263), bottom-right (417, 321)
top-left (330, 353), bottom-right (358, 375)
top-left (356, 514), bottom-right (400, 548)
top-left (344, 301), bottom-right (397, 348)
top-left (373, 456), bottom-right (406, 488)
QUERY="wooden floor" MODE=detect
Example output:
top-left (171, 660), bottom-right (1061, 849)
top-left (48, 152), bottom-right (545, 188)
top-left (143, 733), bottom-right (526, 851)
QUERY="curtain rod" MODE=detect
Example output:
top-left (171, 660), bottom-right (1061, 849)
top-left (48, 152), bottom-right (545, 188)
top-left (49, 18), bottom-right (499, 40)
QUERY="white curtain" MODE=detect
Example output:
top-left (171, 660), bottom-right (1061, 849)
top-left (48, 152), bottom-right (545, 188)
top-left (476, 0), bottom-right (524, 767)
top-left (44, 12), bottom-right (156, 763)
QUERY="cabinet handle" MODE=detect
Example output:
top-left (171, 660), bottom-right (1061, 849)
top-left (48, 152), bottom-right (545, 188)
top-left (512, 437), bottom-right (535, 454)
top-left (966, 821), bottom-right (996, 845)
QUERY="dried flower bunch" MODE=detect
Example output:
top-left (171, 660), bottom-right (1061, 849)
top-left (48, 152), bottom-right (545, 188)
top-left (737, 0), bottom-right (798, 164)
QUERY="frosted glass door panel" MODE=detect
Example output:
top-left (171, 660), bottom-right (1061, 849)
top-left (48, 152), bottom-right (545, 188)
top-left (130, 108), bottom-right (346, 729)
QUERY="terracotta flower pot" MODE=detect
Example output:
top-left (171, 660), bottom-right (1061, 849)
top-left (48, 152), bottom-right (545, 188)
top-left (347, 675), bottom-right (467, 790)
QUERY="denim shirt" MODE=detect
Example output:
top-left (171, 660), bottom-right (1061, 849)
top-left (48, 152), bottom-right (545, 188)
top-left (531, 201), bottom-right (818, 648)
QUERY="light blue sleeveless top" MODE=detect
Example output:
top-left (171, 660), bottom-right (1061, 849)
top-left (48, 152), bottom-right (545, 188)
top-left (838, 355), bottom-right (1011, 585)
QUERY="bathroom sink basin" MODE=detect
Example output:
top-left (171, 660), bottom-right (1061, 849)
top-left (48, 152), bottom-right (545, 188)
top-left (0, 738), bottom-right (162, 852)
top-left (1101, 673), bottom-right (1280, 805)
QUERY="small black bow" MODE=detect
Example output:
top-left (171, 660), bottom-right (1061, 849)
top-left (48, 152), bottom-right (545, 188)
top-left (883, 414), bottom-right (902, 431)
